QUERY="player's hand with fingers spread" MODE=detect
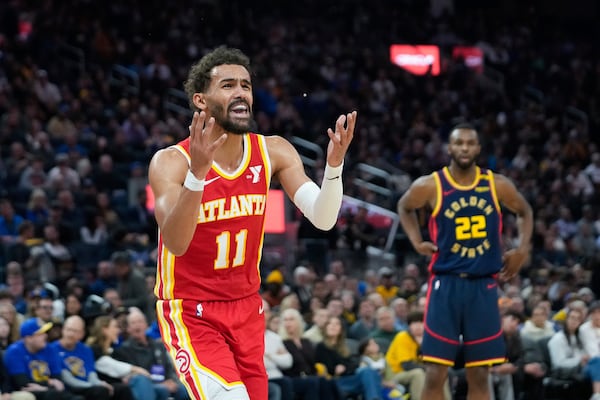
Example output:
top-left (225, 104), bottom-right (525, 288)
top-left (499, 247), bottom-right (529, 280)
top-left (326, 111), bottom-right (357, 167)
top-left (415, 241), bottom-right (438, 257)
top-left (188, 111), bottom-right (227, 179)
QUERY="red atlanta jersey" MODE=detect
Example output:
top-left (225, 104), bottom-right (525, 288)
top-left (154, 133), bottom-right (271, 301)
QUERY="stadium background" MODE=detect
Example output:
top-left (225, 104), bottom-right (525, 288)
top-left (0, 0), bottom-right (599, 304)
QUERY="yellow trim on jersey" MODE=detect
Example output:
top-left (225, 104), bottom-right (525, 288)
top-left (212, 134), bottom-right (252, 179)
top-left (487, 170), bottom-right (502, 213)
top-left (422, 355), bottom-right (455, 366)
top-left (256, 134), bottom-right (272, 189)
top-left (431, 172), bottom-right (443, 217)
top-left (465, 357), bottom-right (507, 368)
top-left (442, 166), bottom-right (481, 190)
top-left (172, 144), bottom-right (192, 165)
top-left (157, 300), bottom-right (245, 394)
top-left (255, 134), bottom-right (271, 282)
top-left (156, 245), bottom-right (176, 299)
top-left (156, 301), bottom-right (205, 399)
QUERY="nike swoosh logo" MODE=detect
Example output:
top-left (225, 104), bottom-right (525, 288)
top-left (487, 283), bottom-right (497, 290)
top-left (204, 176), bottom-right (221, 186)
top-left (443, 189), bottom-right (455, 196)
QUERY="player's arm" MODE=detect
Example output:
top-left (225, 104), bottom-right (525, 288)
top-left (397, 175), bottom-right (437, 256)
top-left (494, 174), bottom-right (533, 278)
top-left (269, 111), bottom-right (356, 231)
top-left (149, 111), bottom-right (226, 256)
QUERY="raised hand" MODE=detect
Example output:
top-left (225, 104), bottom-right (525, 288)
top-left (326, 111), bottom-right (357, 167)
top-left (188, 111), bottom-right (227, 178)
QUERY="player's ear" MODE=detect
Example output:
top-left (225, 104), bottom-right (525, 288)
top-left (192, 93), bottom-right (207, 111)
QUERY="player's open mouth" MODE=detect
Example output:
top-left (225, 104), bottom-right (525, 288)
top-left (229, 103), bottom-right (249, 117)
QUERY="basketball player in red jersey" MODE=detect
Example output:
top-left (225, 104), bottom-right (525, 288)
top-left (148, 46), bottom-right (356, 400)
top-left (397, 124), bottom-right (533, 400)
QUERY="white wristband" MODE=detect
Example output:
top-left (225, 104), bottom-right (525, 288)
top-left (183, 170), bottom-right (205, 191)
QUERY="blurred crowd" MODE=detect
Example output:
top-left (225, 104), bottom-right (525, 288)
top-left (0, 0), bottom-right (599, 399)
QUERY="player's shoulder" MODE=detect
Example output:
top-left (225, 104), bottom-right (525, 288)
top-left (264, 134), bottom-right (300, 163)
top-left (411, 172), bottom-right (437, 188)
top-left (264, 134), bottom-right (292, 149)
top-left (150, 145), bottom-right (188, 168)
top-left (489, 171), bottom-right (514, 188)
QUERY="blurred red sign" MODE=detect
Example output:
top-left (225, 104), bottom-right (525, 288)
top-left (390, 45), bottom-right (440, 76)
top-left (452, 46), bottom-right (484, 73)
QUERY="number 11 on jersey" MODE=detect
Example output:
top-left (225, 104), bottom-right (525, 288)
top-left (214, 229), bottom-right (248, 269)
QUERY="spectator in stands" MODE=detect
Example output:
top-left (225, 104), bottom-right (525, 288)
top-left (93, 155), bottom-right (127, 196)
top-left (80, 207), bottom-right (109, 246)
top-left (369, 306), bottom-right (398, 353)
top-left (348, 298), bottom-right (378, 341)
top-left (492, 311), bottom-right (546, 400)
top-left (547, 308), bottom-right (591, 399)
top-left (263, 302), bottom-right (295, 400)
top-left (279, 308), bottom-right (341, 399)
top-left (85, 315), bottom-right (148, 400)
top-left (389, 297), bottom-right (409, 332)
top-left (359, 337), bottom-right (406, 400)
top-left (46, 104), bottom-right (77, 143)
top-left (32, 69), bottom-right (61, 111)
top-left (50, 315), bottom-right (113, 400)
top-left (385, 311), bottom-right (438, 400)
top-left (0, 299), bottom-right (23, 344)
top-left (0, 351), bottom-right (35, 400)
top-left (3, 318), bottom-right (82, 400)
top-left (46, 154), bottom-right (80, 192)
top-left (89, 260), bottom-right (117, 296)
top-left (340, 290), bottom-right (358, 328)
top-left (112, 252), bottom-right (147, 320)
top-left (315, 316), bottom-right (382, 400)
top-left (303, 307), bottom-right (330, 345)
top-left (291, 265), bottom-right (313, 316)
top-left (0, 198), bottom-right (24, 245)
top-left (18, 157), bottom-right (48, 192)
top-left (114, 308), bottom-right (189, 400)
top-left (24, 188), bottom-right (50, 232)
top-left (521, 304), bottom-right (557, 341)
top-left (375, 266), bottom-right (399, 306)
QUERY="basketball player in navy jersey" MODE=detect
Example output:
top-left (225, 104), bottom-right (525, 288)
top-left (397, 123), bottom-right (533, 400)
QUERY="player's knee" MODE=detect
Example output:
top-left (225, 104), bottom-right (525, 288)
top-left (465, 366), bottom-right (490, 392)
top-left (425, 363), bottom-right (449, 386)
top-left (198, 374), bottom-right (250, 400)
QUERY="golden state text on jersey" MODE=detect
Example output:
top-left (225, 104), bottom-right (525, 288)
top-left (155, 133), bottom-right (271, 301)
top-left (428, 166), bottom-right (503, 276)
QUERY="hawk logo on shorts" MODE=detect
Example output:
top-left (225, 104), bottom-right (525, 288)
top-left (175, 349), bottom-right (191, 375)
top-left (196, 303), bottom-right (203, 317)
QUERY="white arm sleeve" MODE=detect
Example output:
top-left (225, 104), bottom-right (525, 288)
top-left (293, 163), bottom-right (343, 231)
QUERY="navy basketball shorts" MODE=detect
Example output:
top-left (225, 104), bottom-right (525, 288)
top-left (421, 273), bottom-right (506, 367)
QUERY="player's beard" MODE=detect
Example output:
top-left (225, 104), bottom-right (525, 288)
top-left (209, 102), bottom-right (254, 135)
top-left (451, 153), bottom-right (477, 170)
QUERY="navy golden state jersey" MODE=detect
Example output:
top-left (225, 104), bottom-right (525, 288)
top-left (428, 166), bottom-right (503, 276)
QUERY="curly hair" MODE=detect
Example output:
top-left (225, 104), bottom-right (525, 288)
top-left (183, 46), bottom-right (251, 111)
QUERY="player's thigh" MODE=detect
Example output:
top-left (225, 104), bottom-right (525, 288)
top-left (421, 275), bottom-right (463, 365)
top-left (462, 278), bottom-right (505, 365)
top-left (157, 300), bottom-right (248, 396)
